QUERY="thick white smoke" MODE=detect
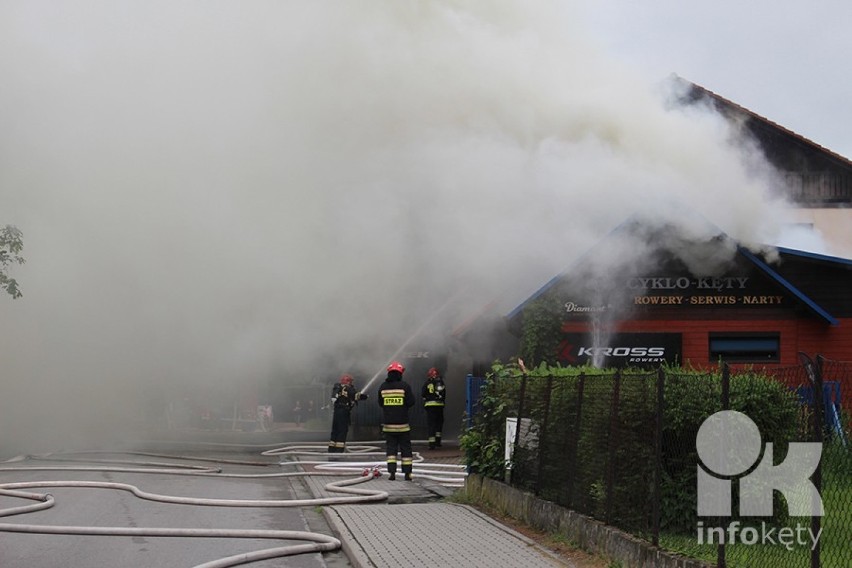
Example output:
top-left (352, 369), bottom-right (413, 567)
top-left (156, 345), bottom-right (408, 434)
top-left (0, 1), bottom-right (800, 450)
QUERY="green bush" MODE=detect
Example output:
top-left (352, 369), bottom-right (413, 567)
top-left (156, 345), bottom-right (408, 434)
top-left (660, 368), bottom-right (800, 532)
top-left (462, 361), bottom-right (803, 536)
top-left (459, 362), bottom-right (518, 478)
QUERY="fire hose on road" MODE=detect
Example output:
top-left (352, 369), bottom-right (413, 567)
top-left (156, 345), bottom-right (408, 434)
top-left (0, 486), bottom-right (342, 568)
top-left (262, 442), bottom-right (468, 488)
top-left (0, 443), bottom-right (467, 567)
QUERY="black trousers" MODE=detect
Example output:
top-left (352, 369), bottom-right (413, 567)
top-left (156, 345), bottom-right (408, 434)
top-left (425, 406), bottom-right (444, 446)
top-left (328, 406), bottom-right (351, 453)
top-left (384, 430), bottom-right (413, 474)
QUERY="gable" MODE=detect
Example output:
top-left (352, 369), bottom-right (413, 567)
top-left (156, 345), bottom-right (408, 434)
top-left (525, 250), bottom-right (829, 323)
top-left (675, 77), bottom-right (852, 207)
top-left (507, 221), bottom-right (846, 330)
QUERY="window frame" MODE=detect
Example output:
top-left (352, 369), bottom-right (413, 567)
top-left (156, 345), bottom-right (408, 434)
top-left (708, 332), bottom-right (781, 363)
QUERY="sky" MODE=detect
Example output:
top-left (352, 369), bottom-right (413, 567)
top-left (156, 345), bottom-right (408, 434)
top-left (1, 1), bottom-right (849, 451)
top-left (585, 0), bottom-right (852, 160)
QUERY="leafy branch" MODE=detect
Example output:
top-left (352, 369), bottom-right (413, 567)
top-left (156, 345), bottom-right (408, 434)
top-left (1, 225), bottom-right (25, 298)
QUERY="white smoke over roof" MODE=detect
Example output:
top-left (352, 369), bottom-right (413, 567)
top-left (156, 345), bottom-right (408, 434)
top-left (0, 1), bottom-right (805, 450)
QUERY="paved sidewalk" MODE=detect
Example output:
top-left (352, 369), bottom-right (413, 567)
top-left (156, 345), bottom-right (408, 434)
top-left (324, 501), bottom-right (570, 568)
top-left (296, 446), bottom-right (573, 568)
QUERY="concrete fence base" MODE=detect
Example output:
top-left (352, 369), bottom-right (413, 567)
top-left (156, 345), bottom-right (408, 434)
top-left (463, 474), bottom-right (713, 568)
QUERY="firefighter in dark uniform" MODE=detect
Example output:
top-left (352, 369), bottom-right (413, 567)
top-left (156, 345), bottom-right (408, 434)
top-left (377, 360), bottom-right (415, 480)
top-left (328, 374), bottom-right (367, 453)
top-left (422, 367), bottom-right (446, 449)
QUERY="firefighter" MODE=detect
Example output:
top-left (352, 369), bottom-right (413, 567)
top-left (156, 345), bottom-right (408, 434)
top-left (377, 360), bottom-right (415, 480)
top-left (422, 367), bottom-right (446, 449)
top-left (328, 374), bottom-right (367, 453)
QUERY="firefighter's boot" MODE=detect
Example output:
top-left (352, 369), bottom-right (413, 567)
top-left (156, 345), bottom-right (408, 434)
top-left (387, 459), bottom-right (397, 481)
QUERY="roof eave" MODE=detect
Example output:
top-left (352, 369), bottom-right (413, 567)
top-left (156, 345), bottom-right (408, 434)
top-left (738, 246), bottom-right (839, 326)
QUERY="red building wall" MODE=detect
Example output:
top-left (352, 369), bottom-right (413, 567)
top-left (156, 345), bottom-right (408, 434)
top-left (561, 317), bottom-right (852, 369)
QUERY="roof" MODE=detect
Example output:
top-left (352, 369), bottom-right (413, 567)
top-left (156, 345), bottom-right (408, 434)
top-left (506, 219), bottom-right (847, 327)
top-left (737, 246), bottom-right (838, 326)
top-left (505, 215), bottom-right (640, 321)
top-left (676, 75), bottom-right (852, 167)
top-left (775, 246), bottom-right (852, 268)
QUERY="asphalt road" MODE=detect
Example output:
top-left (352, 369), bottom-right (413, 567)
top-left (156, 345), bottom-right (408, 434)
top-left (0, 447), bottom-right (354, 568)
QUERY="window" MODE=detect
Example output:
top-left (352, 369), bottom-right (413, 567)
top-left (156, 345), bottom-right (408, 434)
top-left (709, 333), bottom-right (780, 363)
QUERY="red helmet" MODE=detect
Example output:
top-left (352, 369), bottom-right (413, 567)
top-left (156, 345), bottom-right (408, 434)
top-left (387, 361), bottom-right (405, 374)
top-left (427, 367), bottom-right (440, 379)
top-left (340, 374), bottom-right (353, 385)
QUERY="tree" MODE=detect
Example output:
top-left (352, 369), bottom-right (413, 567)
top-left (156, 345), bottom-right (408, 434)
top-left (0, 225), bottom-right (25, 298)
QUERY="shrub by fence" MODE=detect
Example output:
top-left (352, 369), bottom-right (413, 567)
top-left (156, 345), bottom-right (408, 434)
top-left (461, 356), bottom-right (851, 568)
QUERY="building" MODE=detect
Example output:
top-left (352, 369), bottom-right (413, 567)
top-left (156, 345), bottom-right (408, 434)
top-left (447, 79), bottom-right (852, 425)
top-left (677, 78), bottom-right (852, 257)
top-left (505, 219), bottom-right (852, 369)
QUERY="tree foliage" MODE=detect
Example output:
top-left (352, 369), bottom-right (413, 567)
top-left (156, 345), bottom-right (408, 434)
top-left (519, 296), bottom-right (563, 366)
top-left (0, 225), bottom-right (25, 298)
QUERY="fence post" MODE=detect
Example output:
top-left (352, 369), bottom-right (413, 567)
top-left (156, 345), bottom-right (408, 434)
top-left (535, 375), bottom-right (554, 496)
top-left (811, 355), bottom-right (825, 568)
top-left (465, 374), bottom-right (474, 430)
top-left (606, 369), bottom-right (622, 526)
top-left (565, 372), bottom-right (585, 508)
top-left (653, 367), bottom-right (664, 547)
top-left (718, 363), bottom-right (730, 568)
top-left (510, 371), bottom-right (528, 486)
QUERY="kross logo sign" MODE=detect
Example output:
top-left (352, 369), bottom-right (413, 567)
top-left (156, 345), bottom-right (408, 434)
top-left (577, 346), bottom-right (665, 358)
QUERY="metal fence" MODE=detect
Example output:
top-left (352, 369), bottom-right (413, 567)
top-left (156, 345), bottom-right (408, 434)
top-left (465, 355), bottom-right (851, 568)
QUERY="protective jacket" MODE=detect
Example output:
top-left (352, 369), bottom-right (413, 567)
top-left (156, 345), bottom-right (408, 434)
top-left (332, 382), bottom-right (357, 409)
top-left (329, 380), bottom-right (365, 453)
top-left (422, 378), bottom-right (446, 407)
top-left (378, 376), bottom-right (415, 432)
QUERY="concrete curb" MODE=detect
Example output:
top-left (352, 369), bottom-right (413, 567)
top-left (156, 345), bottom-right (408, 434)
top-left (464, 474), bottom-right (713, 568)
top-left (322, 507), bottom-right (375, 568)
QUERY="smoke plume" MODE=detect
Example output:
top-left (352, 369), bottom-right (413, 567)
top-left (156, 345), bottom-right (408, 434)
top-left (0, 1), bottom-right (801, 451)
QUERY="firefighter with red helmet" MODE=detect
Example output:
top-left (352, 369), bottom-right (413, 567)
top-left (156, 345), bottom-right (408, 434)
top-left (377, 361), bottom-right (415, 480)
top-left (422, 367), bottom-right (446, 449)
top-left (328, 374), bottom-right (367, 453)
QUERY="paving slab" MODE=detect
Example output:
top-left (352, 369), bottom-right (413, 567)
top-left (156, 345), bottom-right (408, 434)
top-left (324, 502), bottom-right (571, 568)
top-left (294, 446), bottom-right (572, 568)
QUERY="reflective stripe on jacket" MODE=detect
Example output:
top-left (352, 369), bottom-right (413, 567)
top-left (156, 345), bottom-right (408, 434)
top-left (422, 378), bottom-right (446, 407)
top-left (378, 378), bottom-right (414, 428)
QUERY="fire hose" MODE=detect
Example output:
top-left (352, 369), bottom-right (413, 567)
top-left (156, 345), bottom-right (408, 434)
top-left (261, 442), bottom-right (468, 488)
top-left (0, 451), bottom-right (383, 567)
top-left (0, 488), bottom-right (342, 568)
top-left (0, 443), bottom-right (467, 567)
